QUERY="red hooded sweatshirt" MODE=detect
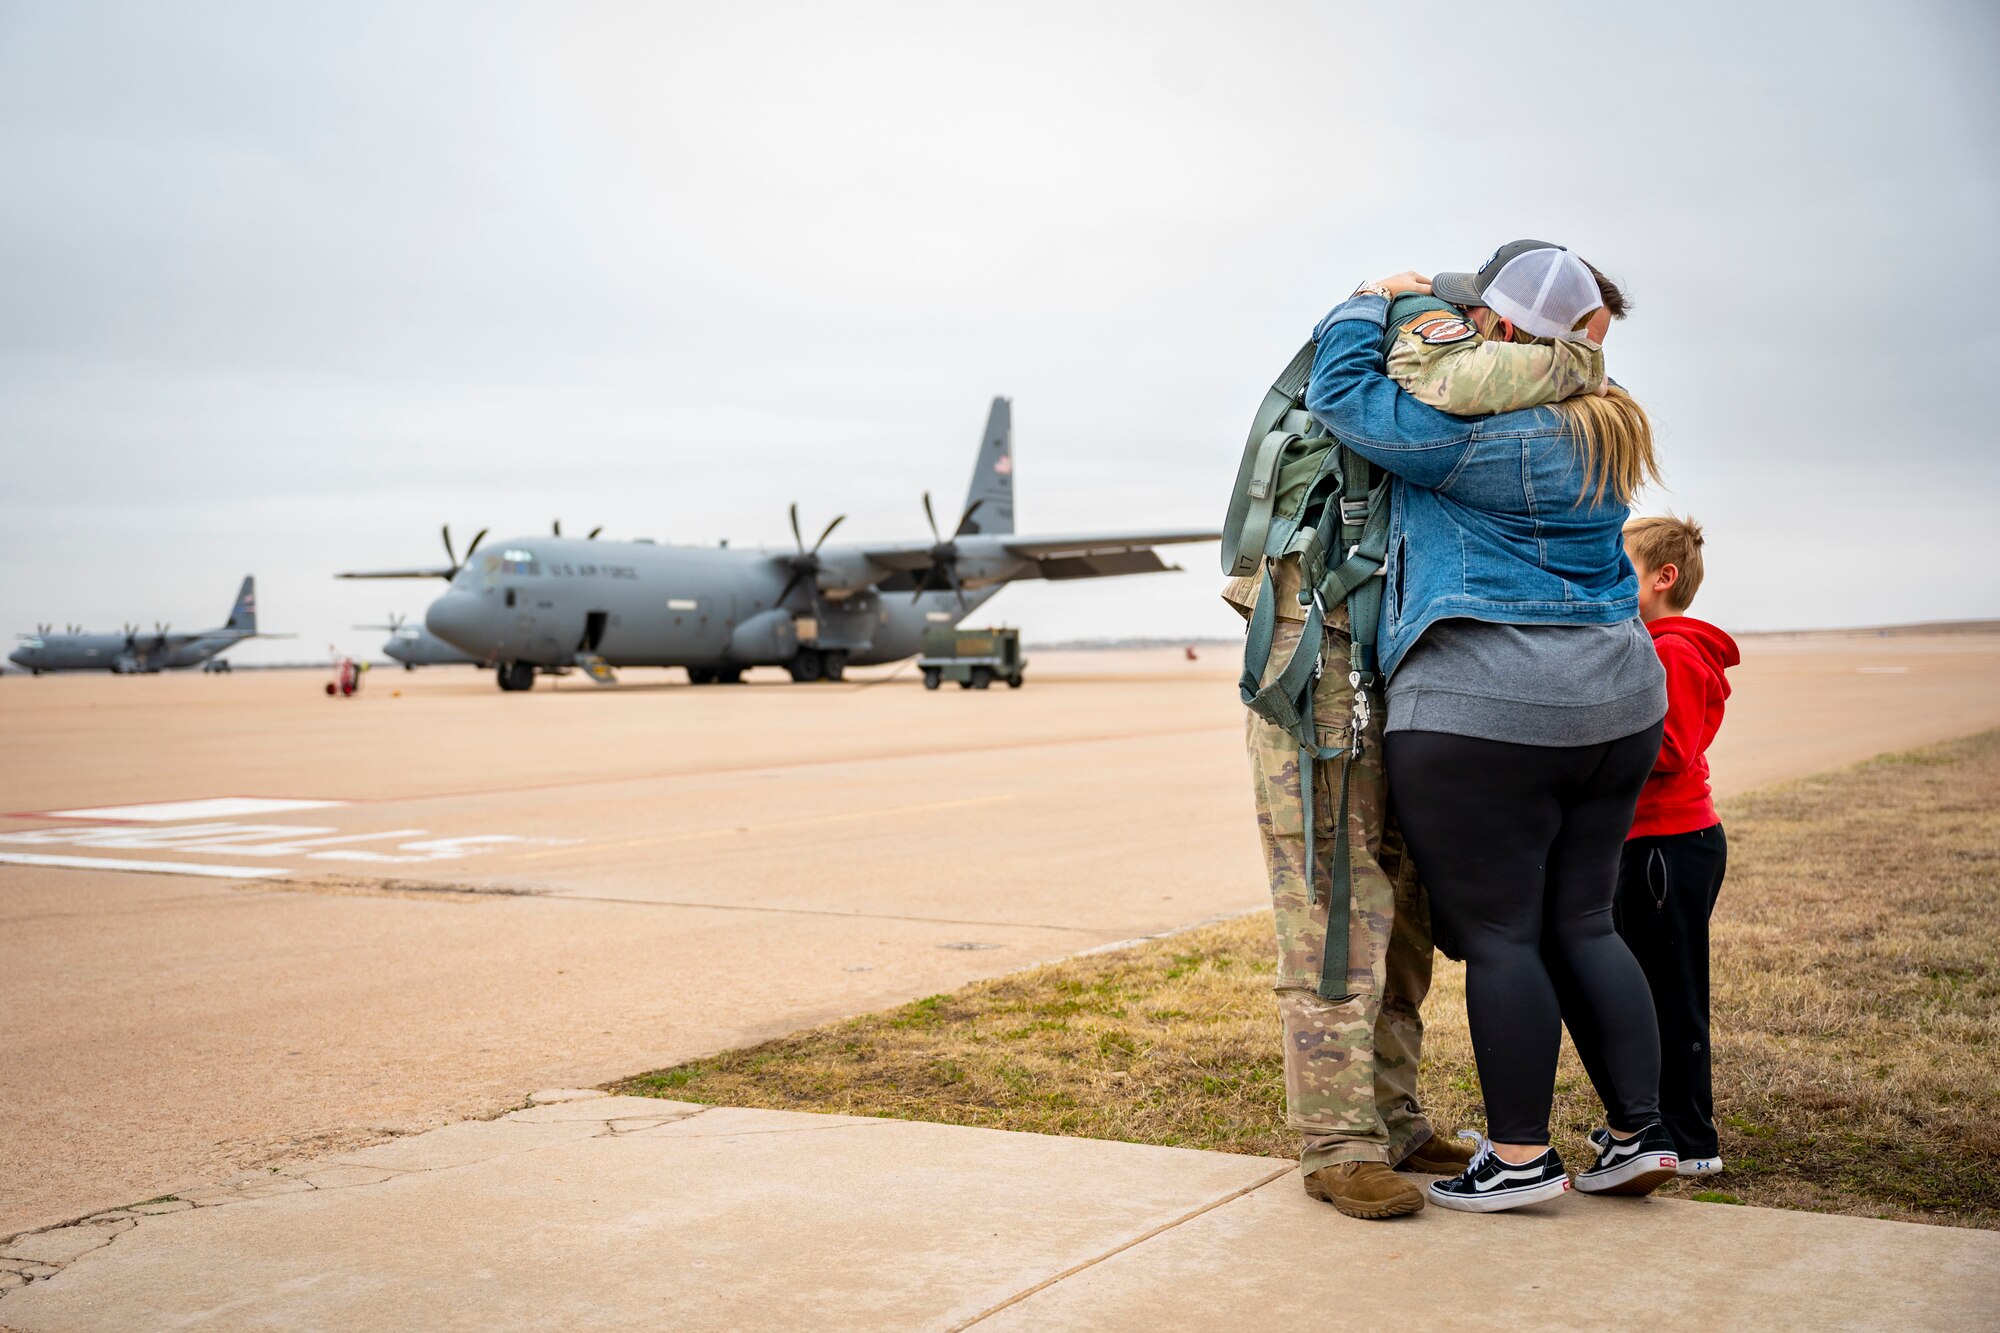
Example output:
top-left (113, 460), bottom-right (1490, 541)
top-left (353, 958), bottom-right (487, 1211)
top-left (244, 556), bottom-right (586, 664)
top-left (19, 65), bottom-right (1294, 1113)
top-left (1630, 616), bottom-right (1741, 840)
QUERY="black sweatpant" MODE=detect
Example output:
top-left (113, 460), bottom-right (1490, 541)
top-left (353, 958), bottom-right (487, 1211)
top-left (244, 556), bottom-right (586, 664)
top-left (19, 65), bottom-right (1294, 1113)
top-left (1568, 826), bottom-right (1728, 1158)
top-left (1385, 723), bottom-right (1665, 1145)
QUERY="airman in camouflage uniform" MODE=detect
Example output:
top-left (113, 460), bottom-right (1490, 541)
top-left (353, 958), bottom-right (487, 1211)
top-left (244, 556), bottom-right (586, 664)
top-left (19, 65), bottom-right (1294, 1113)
top-left (1385, 297), bottom-right (1604, 414)
top-left (1226, 298), bottom-right (1606, 1218)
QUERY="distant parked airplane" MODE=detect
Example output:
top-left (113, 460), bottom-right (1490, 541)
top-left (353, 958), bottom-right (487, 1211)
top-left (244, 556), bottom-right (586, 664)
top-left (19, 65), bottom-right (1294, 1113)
top-left (8, 577), bottom-right (292, 674)
top-left (354, 613), bottom-right (480, 670)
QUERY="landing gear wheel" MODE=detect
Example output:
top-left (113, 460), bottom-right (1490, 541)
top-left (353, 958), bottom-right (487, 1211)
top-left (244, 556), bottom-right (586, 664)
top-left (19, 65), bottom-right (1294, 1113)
top-left (497, 661), bottom-right (536, 692)
top-left (820, 651), bottom-right (847, 682)
top-left (970, 666), bottom-right (993, 690)
top-left (687, 667), bottom-right (715, 685)
top-left (1007, 673), bottom-right (1024, 689)
top-left (714, 666), bottom-right (743, 684)
top-left (923, 668), bottom-right (942, 691)
top-left (787, 648), bottom-right (822, 683)
top-left (403, 662), bottom-right (415, 672)
top-left (957, 677), bottom-right (973, 690)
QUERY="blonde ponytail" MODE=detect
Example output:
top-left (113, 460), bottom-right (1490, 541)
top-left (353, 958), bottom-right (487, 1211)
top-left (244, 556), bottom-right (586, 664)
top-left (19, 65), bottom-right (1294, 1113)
top-left (1555, 386), bottom-right (1659, 507)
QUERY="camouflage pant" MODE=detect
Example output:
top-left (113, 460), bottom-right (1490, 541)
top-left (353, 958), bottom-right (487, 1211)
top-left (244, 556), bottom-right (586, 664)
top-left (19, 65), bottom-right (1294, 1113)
top-left (1247, 612), bottom-right (1436, 1172)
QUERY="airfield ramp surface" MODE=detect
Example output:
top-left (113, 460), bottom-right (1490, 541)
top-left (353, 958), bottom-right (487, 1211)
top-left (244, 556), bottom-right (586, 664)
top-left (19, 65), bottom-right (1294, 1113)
top-left (3, 632), bottom-right (1999, 1244)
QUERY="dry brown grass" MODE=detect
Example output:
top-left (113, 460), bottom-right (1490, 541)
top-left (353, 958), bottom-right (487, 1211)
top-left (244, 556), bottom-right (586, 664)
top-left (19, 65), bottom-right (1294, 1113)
top-left (618, 731), bottom-right (2000, 1228)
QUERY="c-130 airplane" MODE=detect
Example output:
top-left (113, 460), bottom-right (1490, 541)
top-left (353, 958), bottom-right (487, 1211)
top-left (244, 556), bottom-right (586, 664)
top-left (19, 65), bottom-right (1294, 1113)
top-left (341, 399), bottom-right (1218, 691)
top-left (9, 577), bottom-right (290, 674)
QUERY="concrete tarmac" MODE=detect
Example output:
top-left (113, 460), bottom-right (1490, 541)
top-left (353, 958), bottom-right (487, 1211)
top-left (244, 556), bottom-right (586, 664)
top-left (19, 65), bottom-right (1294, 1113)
top-left (4, 1093), bottom-right (1994, 1330)
top-left (4, 632), bottom-right (1999, 1240)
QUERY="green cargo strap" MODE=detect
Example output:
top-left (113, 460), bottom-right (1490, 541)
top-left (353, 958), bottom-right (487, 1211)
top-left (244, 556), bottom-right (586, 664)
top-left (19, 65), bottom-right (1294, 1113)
top-left (1237, 563), bottom-right (1325, 746)
top-left (1308, 747), bottom-right (1356, 1002)
top-left (1222, 341), bottom-right (1318, 577)
top-left (1320, 464), bottom-right (1391, 680)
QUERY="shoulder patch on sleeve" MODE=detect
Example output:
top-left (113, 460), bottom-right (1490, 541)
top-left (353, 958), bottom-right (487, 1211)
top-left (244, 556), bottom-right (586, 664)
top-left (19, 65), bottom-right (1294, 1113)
top-left (1409, 316), bottom-right (1477, 346)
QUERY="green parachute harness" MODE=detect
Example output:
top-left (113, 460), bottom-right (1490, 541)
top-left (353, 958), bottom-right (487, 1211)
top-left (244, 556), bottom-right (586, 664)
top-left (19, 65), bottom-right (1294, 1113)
top-left (1220, 307), bottom-right (1445, 1000)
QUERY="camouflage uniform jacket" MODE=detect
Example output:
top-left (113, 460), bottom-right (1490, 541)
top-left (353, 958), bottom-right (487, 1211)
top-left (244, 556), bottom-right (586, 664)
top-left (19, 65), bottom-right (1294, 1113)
top-left (1381, 294), bottom-right (1604, 416)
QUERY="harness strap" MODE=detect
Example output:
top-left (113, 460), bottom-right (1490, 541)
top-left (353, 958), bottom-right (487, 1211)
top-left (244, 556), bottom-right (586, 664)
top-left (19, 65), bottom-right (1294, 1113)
top-left (1237, 565), bottom-right (1325, 745)
top-left (1233, 429), bottom-right (1298, 578)
top-left (1222, 342), bottom-right (1320, 577)
top-left (1315, 749), bottom-right (1355, 1002)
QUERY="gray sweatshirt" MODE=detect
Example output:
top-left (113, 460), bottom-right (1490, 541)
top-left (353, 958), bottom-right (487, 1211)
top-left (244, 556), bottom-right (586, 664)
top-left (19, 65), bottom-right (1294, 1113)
top-left (1385, 618), bottom-right (1667, 748)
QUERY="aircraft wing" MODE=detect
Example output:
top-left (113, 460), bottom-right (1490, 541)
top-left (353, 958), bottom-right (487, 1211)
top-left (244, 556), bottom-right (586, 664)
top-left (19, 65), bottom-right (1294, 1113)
top-left (996, 530), bottom-right (1219, 559)
top-left (335, 567), bottom-right (456, 581)
top-left (994, 529), bottom-right (1220, 582)
top-left (854, 528), bottom-right (1218, 586)
top-left (856, 529), bottom-right (1217, 568)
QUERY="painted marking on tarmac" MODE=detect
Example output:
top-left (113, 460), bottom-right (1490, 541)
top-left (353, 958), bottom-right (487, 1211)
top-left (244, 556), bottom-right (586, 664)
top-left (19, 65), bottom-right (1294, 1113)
top-left (0, 852), bottom-right (291, 880)
top-left (35, 797), bottom-right (349, 822)
top-left (0, 823), bottom-right (572, 865)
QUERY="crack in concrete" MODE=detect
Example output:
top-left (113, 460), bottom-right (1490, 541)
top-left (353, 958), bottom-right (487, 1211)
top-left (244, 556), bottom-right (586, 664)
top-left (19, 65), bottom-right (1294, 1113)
top-left (250, 875), bottom-right (552, 901)
top-left (947, 1164), bottom-right (1296, 1330)
top-left (0, 1098), bottom-right (711, 1302)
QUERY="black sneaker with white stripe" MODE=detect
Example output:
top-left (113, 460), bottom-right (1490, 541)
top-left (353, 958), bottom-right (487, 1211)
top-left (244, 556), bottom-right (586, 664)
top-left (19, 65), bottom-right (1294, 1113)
top-left (1426, 1133), bottom-right (1572, 1213)
top-left (1577, 1122), bottom-right (1680, 1196)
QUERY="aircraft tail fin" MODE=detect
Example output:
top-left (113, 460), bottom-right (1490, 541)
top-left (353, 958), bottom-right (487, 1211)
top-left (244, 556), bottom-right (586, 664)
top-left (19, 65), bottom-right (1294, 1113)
top-left (226, 576), bottom-right (257, 634)
top-left (955, 396), bottom-right (1014, 536)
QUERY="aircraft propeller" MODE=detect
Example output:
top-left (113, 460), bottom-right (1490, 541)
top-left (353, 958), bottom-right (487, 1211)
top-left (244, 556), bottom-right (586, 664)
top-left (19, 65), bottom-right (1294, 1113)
top-left (776, 503), bottom-right (847, 605)
top-left (551, 520), bottom-right (606, 539)
top-left (907, 492), bottom-right (984, 611)
top-left (441, 524), bottom-right (488, 577)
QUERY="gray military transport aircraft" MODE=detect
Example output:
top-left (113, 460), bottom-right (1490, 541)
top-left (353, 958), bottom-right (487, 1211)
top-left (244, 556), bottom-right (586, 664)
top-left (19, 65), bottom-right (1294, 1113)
top-left (354, 613), bottom-right (481, 669)
top-left (9, 577), bottom-right (291, 674)
top-left (340, 399), bottom-right (1218, 690)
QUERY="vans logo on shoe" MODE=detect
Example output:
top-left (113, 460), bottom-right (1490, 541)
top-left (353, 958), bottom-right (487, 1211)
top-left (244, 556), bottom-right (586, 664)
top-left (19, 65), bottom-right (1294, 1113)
top-left (1471, 1166), bottom-right (1549, 1193)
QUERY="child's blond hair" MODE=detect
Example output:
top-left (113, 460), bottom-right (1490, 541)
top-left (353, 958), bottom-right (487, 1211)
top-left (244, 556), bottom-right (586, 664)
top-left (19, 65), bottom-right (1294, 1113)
top-left (1623, 514), bottom-right (1706, 612)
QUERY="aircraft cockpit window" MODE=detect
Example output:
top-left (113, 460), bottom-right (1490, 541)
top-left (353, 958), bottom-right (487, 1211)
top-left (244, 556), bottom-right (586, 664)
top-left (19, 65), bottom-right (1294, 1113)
top-left (499, 548), bottom-right (541, 575)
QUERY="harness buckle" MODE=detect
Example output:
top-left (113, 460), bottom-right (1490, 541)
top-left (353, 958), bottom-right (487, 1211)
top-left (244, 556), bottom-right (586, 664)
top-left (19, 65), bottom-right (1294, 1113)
top-left (1339, 499), bottom-right (1370, 525)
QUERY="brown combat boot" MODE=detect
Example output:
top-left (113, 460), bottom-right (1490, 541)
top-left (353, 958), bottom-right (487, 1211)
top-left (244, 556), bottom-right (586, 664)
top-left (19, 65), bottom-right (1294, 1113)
top-left (1398, 1134), bottom-right (1477, 1174)
top-left (1302, 1162), bottom-right (1425, 1219)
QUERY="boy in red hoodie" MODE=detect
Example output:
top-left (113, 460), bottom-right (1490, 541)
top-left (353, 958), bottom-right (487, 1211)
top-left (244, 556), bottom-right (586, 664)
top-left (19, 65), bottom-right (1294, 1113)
top-left (1618, 515), bottom-right (1740, 1177)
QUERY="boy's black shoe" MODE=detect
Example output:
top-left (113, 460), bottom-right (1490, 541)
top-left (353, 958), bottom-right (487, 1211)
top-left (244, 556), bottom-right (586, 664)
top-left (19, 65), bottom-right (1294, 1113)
top-left (1577, 1122), bottom-right (1680, 1196)
top-left (1426, 1133), bottom-right (1572, 1214)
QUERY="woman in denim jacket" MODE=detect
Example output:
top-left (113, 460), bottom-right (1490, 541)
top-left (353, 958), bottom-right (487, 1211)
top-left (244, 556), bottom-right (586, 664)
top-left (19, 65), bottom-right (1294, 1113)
top-left (1305, 246), bottom-right (1679, 1213)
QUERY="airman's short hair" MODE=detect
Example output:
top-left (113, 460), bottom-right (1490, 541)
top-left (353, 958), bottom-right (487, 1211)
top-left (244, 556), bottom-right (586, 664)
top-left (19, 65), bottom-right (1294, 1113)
top-left (1623, 514), bottom-right (1705, 612)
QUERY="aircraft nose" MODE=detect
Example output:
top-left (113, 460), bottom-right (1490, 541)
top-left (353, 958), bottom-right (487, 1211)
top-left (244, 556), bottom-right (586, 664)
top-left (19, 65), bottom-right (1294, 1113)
top-left (425, 593), bottom-right (492, 655)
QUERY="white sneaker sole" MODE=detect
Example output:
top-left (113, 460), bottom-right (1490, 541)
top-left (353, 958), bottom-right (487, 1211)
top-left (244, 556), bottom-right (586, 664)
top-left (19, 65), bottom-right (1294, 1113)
top-left (1677, 1157), bottom-right (1724, 1177)
top-left (1427, 1174), bottom-right (1572, 1214)
top-left (1576, 1151), bottom-right (1680, 1196)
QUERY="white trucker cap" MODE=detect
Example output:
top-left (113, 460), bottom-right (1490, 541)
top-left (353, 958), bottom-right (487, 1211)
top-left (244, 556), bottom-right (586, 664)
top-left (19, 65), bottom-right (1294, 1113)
top-left (1432, 239), bottom-right (1605, 340)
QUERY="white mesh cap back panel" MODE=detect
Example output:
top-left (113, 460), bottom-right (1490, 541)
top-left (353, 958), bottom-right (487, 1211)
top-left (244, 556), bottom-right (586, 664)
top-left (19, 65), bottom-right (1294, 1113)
top-left (1480, 247), bottom-right (1603, 340)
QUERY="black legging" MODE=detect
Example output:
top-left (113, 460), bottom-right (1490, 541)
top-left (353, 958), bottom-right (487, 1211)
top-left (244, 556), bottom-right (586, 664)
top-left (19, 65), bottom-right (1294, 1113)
top-left (1386, 722), bottom-right (1665, 1144)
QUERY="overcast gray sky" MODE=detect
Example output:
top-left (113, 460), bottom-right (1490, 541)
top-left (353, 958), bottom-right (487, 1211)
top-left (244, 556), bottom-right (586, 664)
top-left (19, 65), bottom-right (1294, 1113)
top-left (3, 1), bottom-right (1995, 663)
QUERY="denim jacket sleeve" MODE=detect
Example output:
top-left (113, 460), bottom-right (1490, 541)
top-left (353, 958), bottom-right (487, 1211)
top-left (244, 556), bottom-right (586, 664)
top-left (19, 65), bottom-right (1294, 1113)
top-left (1304, 294), bottom-right (1476, 491)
